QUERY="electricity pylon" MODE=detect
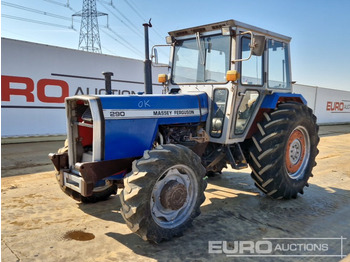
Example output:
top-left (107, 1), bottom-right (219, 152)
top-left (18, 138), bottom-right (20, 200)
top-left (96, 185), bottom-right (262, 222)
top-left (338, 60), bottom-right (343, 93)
top-left (73, 0), bottom-right (107, 53)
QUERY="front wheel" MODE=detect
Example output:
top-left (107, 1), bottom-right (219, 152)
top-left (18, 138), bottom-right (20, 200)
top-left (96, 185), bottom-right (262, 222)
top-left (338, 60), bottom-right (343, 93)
top-left (120, 144), bottom-right (207, 242)
top-left (248, 102), bottom-right (319, 199)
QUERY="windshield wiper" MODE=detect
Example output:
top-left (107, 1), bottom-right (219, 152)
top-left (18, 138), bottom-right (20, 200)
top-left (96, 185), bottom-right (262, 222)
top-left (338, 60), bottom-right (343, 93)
top-left (196, 32), bottom-right (205, 65)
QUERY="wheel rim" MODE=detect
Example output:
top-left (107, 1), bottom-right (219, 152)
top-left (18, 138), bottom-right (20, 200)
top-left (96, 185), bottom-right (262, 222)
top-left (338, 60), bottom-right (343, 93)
top-left (285, 126), bottom-right (310, 180)
top-left (150, 164), bottom-right (198, 229)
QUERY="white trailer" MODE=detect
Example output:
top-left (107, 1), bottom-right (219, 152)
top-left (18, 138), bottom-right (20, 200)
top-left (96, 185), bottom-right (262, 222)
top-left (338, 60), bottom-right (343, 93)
top-left (1, 38), bottom-right (165, 137)
top-left (293, 84), bottom-right (350, 124)
top-left (1, 38), bottom-right (349, 138)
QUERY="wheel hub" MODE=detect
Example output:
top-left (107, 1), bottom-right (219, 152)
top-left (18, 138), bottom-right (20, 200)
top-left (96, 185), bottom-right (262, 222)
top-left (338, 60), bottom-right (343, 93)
top-left (160, 180), bottom-right (187, 210)
top-left (289, 139), bottom-right (302, 165)
top-left (151, 165), bottom-right (198, 228)
top-left (285, 128), bottom-right (308, 177)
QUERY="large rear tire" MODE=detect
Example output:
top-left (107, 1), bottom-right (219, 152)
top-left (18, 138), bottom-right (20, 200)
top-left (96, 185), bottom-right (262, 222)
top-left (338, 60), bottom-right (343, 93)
top-left (120, 144), bottom-right (207, 243)
top-left (55, 140), bottom-right (118, 203)
top-left (248, 102), bottom-right (319, 199)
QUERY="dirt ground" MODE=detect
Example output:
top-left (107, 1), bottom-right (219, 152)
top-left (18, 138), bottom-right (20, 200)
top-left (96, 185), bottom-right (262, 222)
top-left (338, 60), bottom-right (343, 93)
top-left (1, 125), bottom-right (350, 262)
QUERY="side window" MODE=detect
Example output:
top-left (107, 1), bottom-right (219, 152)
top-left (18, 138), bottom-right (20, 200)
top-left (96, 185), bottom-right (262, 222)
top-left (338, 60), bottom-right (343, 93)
top-left (234, 90), bottom-right (260, 135)
top-left (210, 89), bottom-right (228, 138)
top-left (172, 39), bottom-right (199, 83)
top-left (241, 37), bottom-right (263, 86)
top-left (268, 40), bottom-right (289, 88)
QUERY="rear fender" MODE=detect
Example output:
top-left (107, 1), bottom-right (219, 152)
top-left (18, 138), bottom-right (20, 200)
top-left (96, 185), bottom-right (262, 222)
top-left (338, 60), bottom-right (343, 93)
top-left (260, 93), bottom-right (306, 109)
top-left (246, 93), bottom-right (307, 138)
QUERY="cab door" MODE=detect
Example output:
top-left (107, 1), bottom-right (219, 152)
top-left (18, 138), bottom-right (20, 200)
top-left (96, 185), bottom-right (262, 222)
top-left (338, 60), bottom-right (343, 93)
top-left (229, 34), bottom-right (265, 141)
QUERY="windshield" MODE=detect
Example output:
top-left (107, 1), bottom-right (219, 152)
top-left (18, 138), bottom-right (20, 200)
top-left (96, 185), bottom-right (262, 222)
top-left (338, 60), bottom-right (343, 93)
top-left (172, 35), bottom-right (231, 84)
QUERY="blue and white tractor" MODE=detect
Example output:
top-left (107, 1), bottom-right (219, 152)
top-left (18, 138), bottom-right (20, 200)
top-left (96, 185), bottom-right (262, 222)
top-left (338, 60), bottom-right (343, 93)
top-left (50, 20), bottom-right (319, 242)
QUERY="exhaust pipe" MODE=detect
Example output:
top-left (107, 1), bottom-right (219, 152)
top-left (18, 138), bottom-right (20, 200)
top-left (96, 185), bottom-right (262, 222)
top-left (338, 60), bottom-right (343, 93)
top-left (102, 71), bottom-right (113, 95)
top-left (143, 19), bottom-right (153, 94)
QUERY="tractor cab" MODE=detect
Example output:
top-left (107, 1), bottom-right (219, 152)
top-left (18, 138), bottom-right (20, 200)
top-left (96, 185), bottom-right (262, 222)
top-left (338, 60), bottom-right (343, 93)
top-left (153, 20), bottom-right (292, 144)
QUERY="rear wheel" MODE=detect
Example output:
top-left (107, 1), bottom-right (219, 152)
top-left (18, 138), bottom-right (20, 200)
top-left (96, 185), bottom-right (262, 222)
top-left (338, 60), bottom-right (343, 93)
top-left (248, 102), bottom-right (319, 199)
top-left (120, 144), bottom-right (207, 242)
top-left (55, 140), bottom-right (118, 203)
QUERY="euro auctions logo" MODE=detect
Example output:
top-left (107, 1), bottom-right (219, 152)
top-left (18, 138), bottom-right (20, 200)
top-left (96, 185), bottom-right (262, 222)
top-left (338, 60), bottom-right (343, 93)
top-left (1, 75), bottom-right (68, 103)
top-left (1, 74), bottom-right (138, 105)
top-left (208, 237), bottom-right (347, 258)
top-left (326, 100), bottom-right (350, 112)
top-left (209, 240), bottom-right (273, 254)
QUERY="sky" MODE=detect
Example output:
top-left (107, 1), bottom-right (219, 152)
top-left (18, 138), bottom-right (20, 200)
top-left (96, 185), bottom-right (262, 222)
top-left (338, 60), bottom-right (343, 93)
top-left (1, 0), bottom-right (350, 91)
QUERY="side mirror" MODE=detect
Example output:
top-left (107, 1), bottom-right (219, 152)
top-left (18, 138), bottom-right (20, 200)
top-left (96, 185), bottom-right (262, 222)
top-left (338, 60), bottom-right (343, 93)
top-left (252, 35), bottom-right (266, 56)
top-left (153, 48), bottom-right (159, 64)
top-left (233, 31), bottom-right (266, 62)
top-left (151, 45), bottom-right (171, 68)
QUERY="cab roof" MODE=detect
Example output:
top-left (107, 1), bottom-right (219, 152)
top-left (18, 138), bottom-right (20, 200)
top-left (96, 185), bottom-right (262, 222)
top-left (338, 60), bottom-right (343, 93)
top-left (168, 19), bottom-right (291, 42)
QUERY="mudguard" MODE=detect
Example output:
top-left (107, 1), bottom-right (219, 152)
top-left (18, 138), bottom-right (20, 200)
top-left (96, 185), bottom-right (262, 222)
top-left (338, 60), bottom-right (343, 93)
top-left (260, 92), bottom-right (307, 109)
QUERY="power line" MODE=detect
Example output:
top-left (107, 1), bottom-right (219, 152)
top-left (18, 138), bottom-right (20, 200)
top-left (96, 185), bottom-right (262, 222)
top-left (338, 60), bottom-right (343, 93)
top-left (101, 28), bottom-right (143, 58)
top-left (102, 27), bottom-right (143, 57)
top-left (99, 1), bottom-right (168, 59)
top-left (98, 0), bottom-right (165, 44)
top-left (103, 24), bottom-right (168, 61)
top-left (44, 0), bottom-right (68, 7)
top-left (99, 0), bottom-right (144, 38)
top-left (98, 0), bottom-right (113, 5)
top-left (2, 14), bottom-right (75, 30)
top-left (3, 1), bottom-right (78, 23)
top-left (43, 0), bottom-right (76, 12)
top-left (98, 0), bottom-right (143, 39)
top-left (3, 0), bottom-right (165, 59)
top-left (2, 1), bottom-right (140, 57)
top-left (122, 0), bottom-right (165, 42)
top-left (106, 27), bottom-right (142, 55)
top-left (123, 0), bottom-right (146, 22)
top-left (101, 44), bottom-right (118, 56)
top-left (96, 0), bottom-right (153, 58)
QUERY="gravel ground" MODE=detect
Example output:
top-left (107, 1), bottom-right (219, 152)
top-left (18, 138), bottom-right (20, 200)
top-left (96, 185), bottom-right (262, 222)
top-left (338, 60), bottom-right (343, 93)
top-left (1, 125), bottom-right (350, 262)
